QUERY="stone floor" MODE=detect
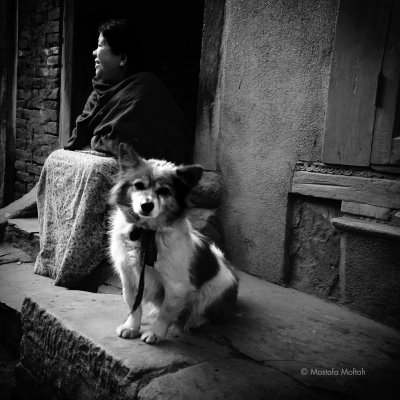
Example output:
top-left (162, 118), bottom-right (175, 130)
top-left (1, 243), bottom-right (400, 399)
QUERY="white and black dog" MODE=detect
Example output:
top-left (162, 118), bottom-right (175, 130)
top-left (109, 143), bottom-right (238, 344)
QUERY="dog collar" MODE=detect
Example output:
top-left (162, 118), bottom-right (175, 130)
top-left (129, 227), bottom-right (157, 267)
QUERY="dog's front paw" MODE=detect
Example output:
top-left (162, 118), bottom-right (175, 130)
top-left (141, 330), bottom-right (162, 344)
top-left (116, 325), bottom-right (141, 339)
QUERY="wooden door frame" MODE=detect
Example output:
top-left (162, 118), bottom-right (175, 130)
top-left (0, 0), bottom-right (18, 206)
top-left (59, 0), bottom-right (75, 148)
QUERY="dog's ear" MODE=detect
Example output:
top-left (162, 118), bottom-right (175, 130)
top-left (118, 142), bottom-right (143, 171)
top-left (176, 165), bottom-right (203, 188)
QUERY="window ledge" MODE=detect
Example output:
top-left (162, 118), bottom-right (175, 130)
top-left (331, 217), bottom-right (400, 240)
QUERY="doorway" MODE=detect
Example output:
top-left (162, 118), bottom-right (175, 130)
top-left (61, 0), bottom-right (205, 159)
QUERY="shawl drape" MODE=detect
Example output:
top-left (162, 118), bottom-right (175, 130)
top-left (65, 72), bottom-right (191, 164)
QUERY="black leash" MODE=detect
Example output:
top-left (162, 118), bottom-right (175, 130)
top-left (128, 227), bottom-right (157, 315)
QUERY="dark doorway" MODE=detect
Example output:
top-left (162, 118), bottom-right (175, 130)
top-left (68, 0), bottom-right (205, 158)
top-left (0, 0), bottom-right (17, 207)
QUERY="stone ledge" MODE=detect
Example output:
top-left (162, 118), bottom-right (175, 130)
top-left (332, 217), bottom-right (400, 240)
top-left (3, 219), bottom-right (40, 259)
top-left (7, 218), bottom-right (39, 234)
top-left (1, 262), bottom-right (400, 399)
top-left (1, 184), bottom-right (38, 219)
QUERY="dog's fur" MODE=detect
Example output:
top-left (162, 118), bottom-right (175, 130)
top-left (109, 143), bottom-right (238, 344)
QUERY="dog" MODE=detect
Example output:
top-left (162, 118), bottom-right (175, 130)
top-left (109, 143), bottom-right (238, 344)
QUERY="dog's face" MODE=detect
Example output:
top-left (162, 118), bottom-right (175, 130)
top-left (110, 143), bottom-right (203, 228)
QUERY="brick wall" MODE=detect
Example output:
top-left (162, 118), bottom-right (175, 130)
top-left (14, 0), bottom-right (62, 199)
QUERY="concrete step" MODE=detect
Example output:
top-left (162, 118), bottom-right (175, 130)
top-left (1, 251), bottom-right (400, 399)
top-left (1, 185), bottom-right (37, 220)
top-left (4, 218), bottom-right (40, 260)
top-left (1, 208), bottom-right (220, 295)
top-left (3, 207), bottom-right (220, 254)
top-left (0, 185), bottom-right (39, 258)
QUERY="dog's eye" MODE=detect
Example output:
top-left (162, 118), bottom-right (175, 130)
top-left (157, 187), bottom-right (171, 196)
top-left (134, 181), bottom-right (145, 190)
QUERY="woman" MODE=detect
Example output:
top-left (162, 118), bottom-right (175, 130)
top-left (64, 18), bottom-right (191, 162)
top-left (34, 19), bottom-right (191, 288)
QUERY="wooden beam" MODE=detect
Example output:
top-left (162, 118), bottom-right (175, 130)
top-left (193, 0), bottom-right (225, 169)
top-left (59, 0), bottom-right (75, 148)
top-left (291, 171), bottom-right (400, 209)
top-left (0, 0), bottom-right (17, 206)
top-left (341, 201), bottom-right (391, 220)
top-left (0, 0), bottom-right (7, 206)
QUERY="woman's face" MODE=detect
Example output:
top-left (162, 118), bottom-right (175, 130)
top-left (93, 33), bottom-right (126, 83)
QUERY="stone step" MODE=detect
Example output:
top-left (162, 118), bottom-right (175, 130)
top-left (1, 255), bottom-right (400, 399)
top-left (4, 218), bottom-right (40, 259)
top-left (7, 218), bottom-right (39, 234)
top-left (2, 208), bottom-right (221, 294)
top-left (1, 185), bottom-right (38, 220)
top-left (1, 207), bottom-right (220, 263)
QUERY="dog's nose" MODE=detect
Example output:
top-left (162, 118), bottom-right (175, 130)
top-left (141, 202), bottom-right (154, 214)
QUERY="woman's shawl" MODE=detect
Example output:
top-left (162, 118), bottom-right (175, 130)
top-left (64, 72), bottom-right (191, 164)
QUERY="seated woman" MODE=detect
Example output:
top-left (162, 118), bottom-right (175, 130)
top-left (34, 18), bottom-right (191, 288)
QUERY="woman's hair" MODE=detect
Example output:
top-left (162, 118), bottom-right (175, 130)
top-left (98, 18), bottom-right (147, 73)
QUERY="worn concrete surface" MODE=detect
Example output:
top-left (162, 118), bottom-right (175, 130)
top-left (1, 249), bottom-right (400, 399)
top-left (0, 242), bottom-right (34, 265)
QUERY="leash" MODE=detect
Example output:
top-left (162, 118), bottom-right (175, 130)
top-left (128, 227), bottom-right (157, 315)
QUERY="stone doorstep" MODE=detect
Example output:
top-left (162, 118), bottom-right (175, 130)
top-left (3, 218), bottom-right (40, 260)
top-left (2, 208), bottom-right (221, 294)
top-left (1, 185), bottom-right (38, 220)
top-left (1, 264), bottom-right (400, 399)
top-left (7, 218), bottom-right (40, 235)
